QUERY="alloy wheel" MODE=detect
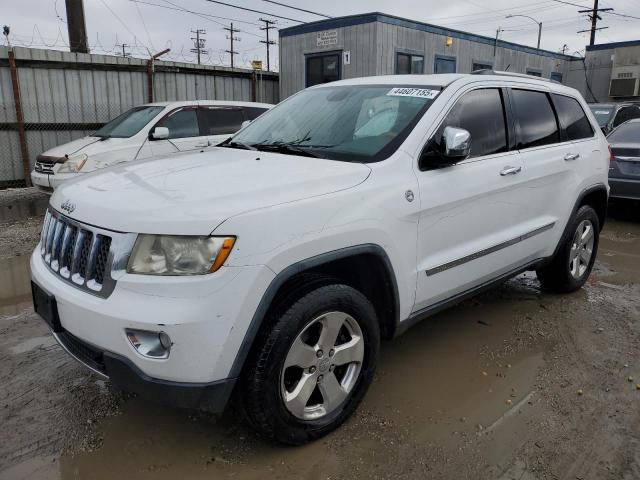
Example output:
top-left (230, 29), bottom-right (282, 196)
top-left (569, 219), bottom-right (595, 279)
top-left (280, 311), bottom-right (364, 420)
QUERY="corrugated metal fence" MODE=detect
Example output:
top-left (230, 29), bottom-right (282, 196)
top-left (0, 46), bottom-right (279, 188)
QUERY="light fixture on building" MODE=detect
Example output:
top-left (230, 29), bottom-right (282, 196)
top-left (446, 36), bottom-right (453, 47)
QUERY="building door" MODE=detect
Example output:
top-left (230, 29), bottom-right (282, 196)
top-left (434, 55), bottom-right (456, 74)
top-left (306, 52), bottom-right (341, 87)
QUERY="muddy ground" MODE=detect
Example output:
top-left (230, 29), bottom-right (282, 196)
top-left (0, 190), bottom-right (639, 480)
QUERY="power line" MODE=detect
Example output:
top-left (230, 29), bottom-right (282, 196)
top-left (200, 0), bottom-right (305, 23)
top-left (132, 0), bottom-right (264, 39)
top-left (98, 0), bottom-right (149, 50)
top-left (259, 18), bottom-right (276, 71)
top-left (262, 0), bottom-right (332, 18)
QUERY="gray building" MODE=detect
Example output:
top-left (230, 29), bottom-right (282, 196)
top-left (566, 40), bottom-right (640, 103)
top-left (279, 12), bottom-right (574, 99)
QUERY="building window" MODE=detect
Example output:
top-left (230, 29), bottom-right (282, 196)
top-left (472, 62), bottom-right (493, 72)
top-left (396, 52), bottom-right (424, 74)
top-left (306, 52), bottom-right (341, 88)
top-left (526, 69), bottom-right (542, 77)
top-left (434, 55), bottom-right (456, 74)
top-left (550, 72), bottom-right (563, 83)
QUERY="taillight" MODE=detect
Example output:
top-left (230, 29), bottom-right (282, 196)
top-left (608, 145), bottom-right (614, 163)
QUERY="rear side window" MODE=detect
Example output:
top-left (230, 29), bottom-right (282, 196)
top-left (425, 88), bottom-right (507, 159)
top-left (552, 94), bottom-right (594, 140)
top-left (613, 106), bottom-right (640, 128)
top-left (156, 108), bottom-right (200, 139)
top-left (200, 108), bottom-right (245, 135)
top-left (512, 89), bottom-right (559, 149)
top-left (244, 107), bottom-right (268, 121)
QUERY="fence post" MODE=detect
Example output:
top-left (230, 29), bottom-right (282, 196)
top-left (251, 71), bottom-right (257, 102)
top-left (8, 48), bottom-right (32, 187)
top-left (147, 58), bottom-right (154, 103)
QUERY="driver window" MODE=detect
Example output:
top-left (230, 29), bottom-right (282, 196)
top-left (426, 88), bottom-right (508, 160)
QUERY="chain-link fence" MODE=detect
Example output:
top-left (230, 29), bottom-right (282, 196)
top-left (0, 102), bottom-right (114, 189)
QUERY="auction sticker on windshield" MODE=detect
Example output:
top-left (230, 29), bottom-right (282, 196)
top-left (387, 87), bottom-right (439, 99)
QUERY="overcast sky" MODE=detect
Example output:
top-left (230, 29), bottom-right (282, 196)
top-left (3, 0), bottom-right (640, 70)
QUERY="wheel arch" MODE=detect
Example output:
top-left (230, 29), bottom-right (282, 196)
top-left (227, 244), bottom-right (400, 379)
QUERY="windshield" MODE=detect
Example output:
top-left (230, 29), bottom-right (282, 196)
top-left (589, 106), bottom-right (614, 127)
top-left (93, 106), bottom-right (164, 138)
top-left (608, 122), bottom-right (640, 143)
top-left (230, 85), bottom-right (440, 162)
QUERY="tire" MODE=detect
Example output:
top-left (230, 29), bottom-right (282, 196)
top-left (242, 283), bottom-right (380, 445)
top-left (536, 205), bottom-right (600, 293)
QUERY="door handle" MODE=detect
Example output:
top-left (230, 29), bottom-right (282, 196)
top-left (500, 165), bottom-right (522, 176)
top-left (564, 153), bottom-right (580, 161)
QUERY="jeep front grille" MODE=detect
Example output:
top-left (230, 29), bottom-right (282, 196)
top-left (39, 208), bottom-right (135, 298)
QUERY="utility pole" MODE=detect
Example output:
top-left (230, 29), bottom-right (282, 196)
top-left (561, 44), bottom-right (569, 55)
top-left (578, 0), bottom-right (612, 46)
top-left (65, 0), bottom-right (89, 53)
top-left (224, 23), bottom-right (240, 69)
top-left (190, 29), bottom-right (206, 64)
top-left (259, 18), bottom-right (276, 71)
top-left (117, 43), bottom-right (131, 57)
top-left (493, 28), bottom-right (503, 60)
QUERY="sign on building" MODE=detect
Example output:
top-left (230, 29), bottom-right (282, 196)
top-left (317, 30), bottom-right (338, 47)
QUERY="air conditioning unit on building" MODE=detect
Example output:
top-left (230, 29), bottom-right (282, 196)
top-left (609, 66), bottom-right (640, 97)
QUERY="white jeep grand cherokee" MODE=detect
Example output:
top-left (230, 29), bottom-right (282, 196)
top-left (31, 72), bottom-right (609, 444)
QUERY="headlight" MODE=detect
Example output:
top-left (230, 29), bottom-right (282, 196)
top-left (127, 235), bottom-right (236, 275)
top-left (57, 154), bottom-right (88, 173)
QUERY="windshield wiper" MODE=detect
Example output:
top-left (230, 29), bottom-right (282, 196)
top-left (253, 143), bottom-right (325, 158)
top-left (217, 138), bottom-right (257, 151)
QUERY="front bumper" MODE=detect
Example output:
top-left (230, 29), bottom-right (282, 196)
top-left (609, 177), bottom-right (640, 200)
top-left (30, 247), bottom-right (275, 408)
top-left (53, 328), bottom-right (236, 412)
top-left (31, 171), bottom-right (80, 190)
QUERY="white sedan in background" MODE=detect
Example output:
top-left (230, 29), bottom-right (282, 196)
top-left (31, 100), bottom-right (272, 192)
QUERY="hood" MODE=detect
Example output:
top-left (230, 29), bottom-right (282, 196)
top-left (50, 148), bottom-right (371, 235)
top-left (42, 136), bottom-right (133, 158)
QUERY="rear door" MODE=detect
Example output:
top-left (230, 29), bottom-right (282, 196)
top-left (199, 106), bottom-right (247, 145)
top-left (507, 88), bottom-right (585, 262)
top-left (413, 87), bottom-right (528, 311)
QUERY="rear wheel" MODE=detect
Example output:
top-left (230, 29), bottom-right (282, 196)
top-left (537, 205), bottom-right (600, 293)
top-left (242, 283), bottom-right (379, 444)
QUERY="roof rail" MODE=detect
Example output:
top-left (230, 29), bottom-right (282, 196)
top-left (470, 69), bottom-right (556, 83)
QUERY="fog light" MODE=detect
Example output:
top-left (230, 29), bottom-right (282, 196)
top-left (126, 329), bottom-right (171, 359)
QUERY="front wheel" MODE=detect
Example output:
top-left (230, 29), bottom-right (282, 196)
top-left (242, 283), bottom-right (379, 444)
top-left (537, 205), bottom-right (600, 293)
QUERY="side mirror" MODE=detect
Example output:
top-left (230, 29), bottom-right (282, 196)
top-left (150, 126), bottom-right (169, 140)
top-left (240, 120), bottom-right (251, 129)
top-left (419, 126), bottom-right (471, 170)
top-left (442, 126), bottom-right (471, 160)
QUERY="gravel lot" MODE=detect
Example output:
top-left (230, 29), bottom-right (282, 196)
top-left (0, 189), bottom-right (639, 480)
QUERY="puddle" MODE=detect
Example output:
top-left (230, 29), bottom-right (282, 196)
top-left (595, 218), bottom-right (640, 285)
top-left (0, 255), bottom-right (32, 316)
top-left (12, 275), bottom-right (545, 480)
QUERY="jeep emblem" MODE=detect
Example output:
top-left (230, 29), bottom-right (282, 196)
top-left (60, 199), bottom-right (76, 214)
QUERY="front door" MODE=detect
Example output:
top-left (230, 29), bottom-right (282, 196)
top-left (413, 87), bottom-right (528, 311)
top-left (144, 107), bottom-right (210, 158)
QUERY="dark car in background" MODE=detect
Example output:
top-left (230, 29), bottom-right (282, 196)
top-left (608, 118), bottom-right (640, 200)
top-left (589, 103), bottom-right (640, 135)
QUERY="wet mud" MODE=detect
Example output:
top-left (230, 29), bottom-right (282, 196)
top-left (1, 197), bottom-right (639, 479)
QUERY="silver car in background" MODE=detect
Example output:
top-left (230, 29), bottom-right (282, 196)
top-left (608, 118), bottom-right (640, 200)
